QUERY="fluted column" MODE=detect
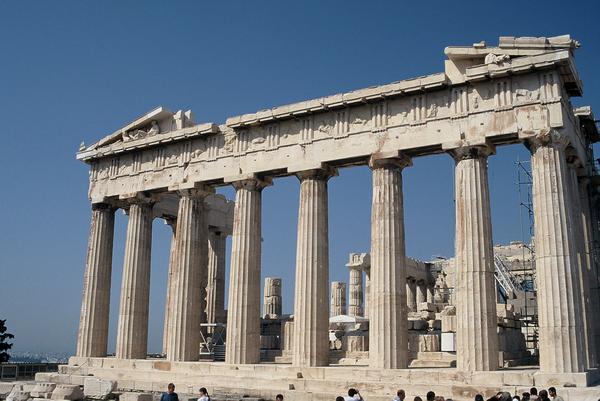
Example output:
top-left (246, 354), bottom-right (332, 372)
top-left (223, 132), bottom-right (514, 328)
top-left (426, 286), bottom-right (435, 304)
top-left (206, 230), bottom-right (227, 333)
top-left (76, 203), bottom-right (115, 357)
top-left (115, 199), bottom-right (154, 359)
top-left (364, 269), bottom-right (371, 318)
top-left (226, 178), bottom-right (268, 364)
top-left (292, 168), bottom-right (335, 367)
top-left (451, 144), bottom-right (499, 372)
top-left (330, 282), bottom-right (347, 316)
top-left (263, 277), bottom-right (282, 318)
top-left (416, 280), bottom-right (427, 306)
top-left (369, 154), bottom-right (411, 369)
top-left (567, 165), bottom-right (596, 368)
top-left (580, 178), bottom-right (600, 365)
top-left (348, 268), bottom-right (364, 317)
top-left (528, 131), bottom-right (585, 373)
top-left (406, 278), bottom-right (417, 312)
top-left (162, 217), bottom-right (177, 355)
top-left (166, 189), bottom-right (209, 361)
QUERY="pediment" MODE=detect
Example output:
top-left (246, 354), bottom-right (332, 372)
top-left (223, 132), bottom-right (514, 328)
top-left (84, 106), bottom-right (195, 151)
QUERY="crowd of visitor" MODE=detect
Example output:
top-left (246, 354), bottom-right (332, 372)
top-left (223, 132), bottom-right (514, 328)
top-left (160, 383), bottom-right (586, 401)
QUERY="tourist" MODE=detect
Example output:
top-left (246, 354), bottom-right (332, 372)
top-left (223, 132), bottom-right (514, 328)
top-left (276, 395), bottom-right (283, 401)
top-left (538, 390), bottom-right (549, 401)
top-left (433, 396), bottom-right (445, 401)
top-left (547, 387), bottom-right (563, 401)
top-left (521, 392), bottom-right (530, 401)
top-left (160, 383), bottom-right (179, 401)
top-left (513, 396), bottom-right (521, 401)
top-left (529, 388), bottom-right (539, 401)
top-left (414, 397), bottom-right (423, 401)
top-left (346, 388), bottom-right (363, 401)
top-left (336, 397), bottom-right (345, 401)
top-left (474, 395), bottom-right (484, 401)
top-left (393, 389), bottom-right (405, 401)
top-left (426, 391), bottom-right (435, 401)
top-left (198, 387), bottom-right (210, 401)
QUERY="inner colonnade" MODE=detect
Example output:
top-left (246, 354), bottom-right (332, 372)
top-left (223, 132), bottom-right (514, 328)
top-left (74, 35), bottom-right (600, 380)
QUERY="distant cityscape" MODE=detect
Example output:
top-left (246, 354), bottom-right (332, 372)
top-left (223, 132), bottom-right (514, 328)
top-left (7, 351), bottom-right (71, 364)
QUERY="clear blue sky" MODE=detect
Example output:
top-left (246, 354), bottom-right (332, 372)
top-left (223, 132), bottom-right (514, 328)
top-left (1, 1), bottom-right (599, 355)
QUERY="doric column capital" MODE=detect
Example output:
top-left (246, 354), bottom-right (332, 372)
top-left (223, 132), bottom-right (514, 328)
top-left (526, 129), bottom-right (570, 152)
top-left (177, 186), bottom-right (213, 199)
top-left (91, 202), bottom-right (116, 212)
top-left (295, 166), bottom-right (338, 181)
top-left (231, 176), bottom-right (273, 191)
top-left (368, 151), bottom-right (412, 170)
top-left (448, 143), bottom-right (495, 162)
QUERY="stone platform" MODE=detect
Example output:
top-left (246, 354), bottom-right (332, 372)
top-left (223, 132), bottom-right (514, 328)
top-left (35, 357), bottom-right (600, 401)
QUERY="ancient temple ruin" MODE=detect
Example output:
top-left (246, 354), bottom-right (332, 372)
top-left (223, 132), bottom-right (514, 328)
top-left (51, 35), bottom-right (600, 399)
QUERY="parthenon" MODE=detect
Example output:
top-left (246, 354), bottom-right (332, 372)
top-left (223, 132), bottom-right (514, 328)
top-left (60, 35), bottom-right (600, 399)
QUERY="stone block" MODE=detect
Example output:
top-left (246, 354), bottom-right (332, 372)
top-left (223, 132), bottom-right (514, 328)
top-left (50, 385), bottom-right (84, 401)
top-left (440, 305), bottom-right (456, 316)
top-left (7, 390), bottom-right (30, 401)
top-left (441, 315), bottom-right (456, 332)
top-left (30, 382), bottom-right (56, 398)
top-left (119, 393), bottom-right (153, 401)
top-left (441, 332), bottom-right (456, 352)
top-left (0, 384), bottom-right (18, 397)
top-left (418, 334), bottom-right (440, 352)
top-left (428, 319), bottom-right (441, 330)
top-left (410, 319), bottom-right (427, 331)
top-left (417, 302), bottom-right (435, 312)
top-left (83, 378), bottom-right (116, 399)
top-left (346, 335), bottom-right (368, 352)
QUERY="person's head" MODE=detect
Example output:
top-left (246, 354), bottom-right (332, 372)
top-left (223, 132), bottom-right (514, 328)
top-left (530, 388), bottom-right (537, 396)
top-left (414, 397), bottom-right (423, 401)
top-left (397, 389), bottom-right (405, 400)
top-left (513, 396), bottom-right (521, 401)
top-left (548, 388), bottom-right (556, 397)
top-left (199, 388), bottom-right (208, 396)
top-left (434, 397), bottom-right (445, 401)
top-left (276, 395), bottom-right (283, 401)
top-left (427, 391), bottom-right (436, 401)
top-left (522, 392), bottom-right (530, 401)
top-left (475, 395), bottom-right (484, 401)
top-left (336, 397), bottom-right (345, 401)
top-left (348, 389), bottom-right (359, 397)
top-left (538, 390), bottom-right (548, 401)
top-left (167, 383), bottom-right (175, 394)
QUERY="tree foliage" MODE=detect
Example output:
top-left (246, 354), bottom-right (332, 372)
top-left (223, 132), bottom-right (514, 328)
top-left (0, 319), bottom-right (14, 363)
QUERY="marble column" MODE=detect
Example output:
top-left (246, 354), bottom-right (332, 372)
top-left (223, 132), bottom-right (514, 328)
top-left (406, 278), bottom-right (417, 312)
top-left (330, 282), bottom-right (347, 316)
top-left (416, 280), bottom-right (427, 306)
top-left (580, 178), bottom-right (600, 365)
top-left (529, 131), bottom-right (585, 373)
top-left (76, 203), bottom-right (115, 357)
top-left (162, 217), bottom-right (177, 355)
top-left (348, 268), bottom-right (364, 317)
top-left (263, 277), bottom-right (282, 318)
top-left (364, 269), bottom-right (371, 318)
top-left (451, 144), bottom-right (499, 372)
top-left (166, 189), bottom-right (209, 361)
top-left (226, 178), bottom-right (268, 364)
top-left (426, 285), bottom-right (435, 304)
top-left (115, 199), bottom-right (153, 360)
top-left (292, 168), bottom-right (335, 367)
top-left (206, 230), bottom-right (227, 333)
top-left (369, 154), bottom-right (411, 369)
top-left (568, 165), bottom-right (596, 369)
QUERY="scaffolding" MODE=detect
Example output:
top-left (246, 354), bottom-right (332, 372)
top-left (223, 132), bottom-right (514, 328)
top-left (515, 157), bottom-right (538, 354)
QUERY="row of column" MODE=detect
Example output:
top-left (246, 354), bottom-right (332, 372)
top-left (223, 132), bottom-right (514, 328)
top-left (76, 190), bottom-right (228, 361)
top-left (77, 129), bottom-right (598, 373)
